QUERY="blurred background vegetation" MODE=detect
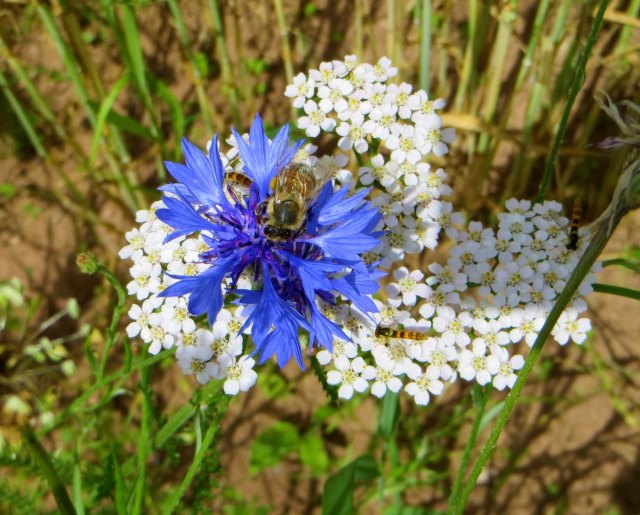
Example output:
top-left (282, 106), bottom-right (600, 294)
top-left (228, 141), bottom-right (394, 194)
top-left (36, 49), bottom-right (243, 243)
top-left (1, 0), bottom-right (639, 513)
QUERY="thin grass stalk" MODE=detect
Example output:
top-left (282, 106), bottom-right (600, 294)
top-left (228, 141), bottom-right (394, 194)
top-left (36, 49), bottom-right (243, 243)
top-left (57, 3), bottom-right (105, 99)
top-left (36, 3), bottom-right (141, 211)
top-left (514, 0), bottom-right (550, 91)
top-left (37, 3), bottom-right (133, 180)
top-left (448, 385), bottom-right (490, 508)
top-left (355, 0), bottom-right (363, 59)
top-left (547, 0), bottom-right (576, 107)
top-left (273, 0), bottom-right (294, 118)
top-left (0, 69), bottom-right (47, 158)
top-left (477, 1), bottom-right (516, 154)
top-left (436, 4), bottom-right (448, 96)
top-left (36, 4), bottom-right (97, 129)
top-left (618, 0), bottom-right (640, 47)
top-left (388, 0), bottom-right (401, 75)
top-left (88, 259), bottom-right (127, 381)
top-left (0, 33), bottom-right (72, 147)
top-left (53, 3), bottom-right (132, 163)
top-left (22, 428), bottom-right (76, 515)
top-left (167, 0), bottom-right (215, 133)
top-left (0, 70), bottom-right (97, 210)
top-left (454, 0), bottom-right (478, 111)
top-left (119, 4), bottom-right (160, 136)
top-left (418, 0), bottom-right (431, 93)
top-left (504, 0), bottom-right (550, 191)
top-left (502, 81), bottom-right (544, 201)
top-left (207, 0), bottom-right (241, 127)
top-left (535, 0), bottom-right (609, 203)
top-left (505, 0), bottom-right (572, 199)
top-left (229, 0), bottom-right (251, 110)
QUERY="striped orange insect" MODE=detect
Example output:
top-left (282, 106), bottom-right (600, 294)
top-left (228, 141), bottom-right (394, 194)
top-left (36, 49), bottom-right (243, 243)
top-left (224, 171), bottom-right (253, 188)
top-left (566, 197), bottom-right (583, 251)
top-left (375, 326), bottom-right (428, 340)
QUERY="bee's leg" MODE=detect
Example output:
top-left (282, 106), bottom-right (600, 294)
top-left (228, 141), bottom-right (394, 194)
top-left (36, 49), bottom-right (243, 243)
top-left (255, 200), bottom-right (268, 219)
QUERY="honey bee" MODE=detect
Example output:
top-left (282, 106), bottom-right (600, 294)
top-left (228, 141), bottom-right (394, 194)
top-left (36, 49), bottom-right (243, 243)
top-left (375, 326), bottom-right (428, 340)
top-left (263, 162), bottom-right (332, 240)
top-left (566, 197), bottom-right (583, 251)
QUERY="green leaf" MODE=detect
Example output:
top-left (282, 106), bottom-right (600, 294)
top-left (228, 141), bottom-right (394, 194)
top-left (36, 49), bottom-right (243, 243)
top-left (322, 455), bottom-right (380, 515)
top-left (601, 258), bottom-right (640, 273)
top-left (111, 447), bottom-right (127, 515)
top-left (378, 391), bottom-right (400, 439)
top-left (299, 431), bottom-right (329, 475)
top-left (0, 183), bottom-right (17, 199)
top-left (154, 402), bottom-right (198, 449)
top-left (250, 421), bottom-right (300, 474)
top-left (322, 460), bottom-right (355, 515)
top-left (89, 72), bottom-right (130, 166)
top-left (352, 454), bottom-right (380, 482)
top-left (153, 78), bottom-right (186, 152)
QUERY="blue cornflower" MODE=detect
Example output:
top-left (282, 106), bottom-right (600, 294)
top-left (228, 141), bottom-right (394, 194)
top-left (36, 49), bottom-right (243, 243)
top-left (157, 114), bottom-right (383, 368)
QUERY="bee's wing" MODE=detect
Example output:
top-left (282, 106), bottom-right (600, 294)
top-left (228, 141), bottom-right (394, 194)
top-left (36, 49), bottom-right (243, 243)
top-left (308, 163), bottom-right (335, 199)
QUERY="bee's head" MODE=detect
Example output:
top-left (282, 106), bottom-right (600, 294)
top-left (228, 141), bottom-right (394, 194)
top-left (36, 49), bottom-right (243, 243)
top-left (263, 224), bottom-right (293, 241)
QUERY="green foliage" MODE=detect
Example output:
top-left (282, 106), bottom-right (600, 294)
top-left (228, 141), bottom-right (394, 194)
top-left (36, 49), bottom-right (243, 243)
top-left (323, 454), bottom-right (380, 515)
top-left (250, 421), bottom-right (300, 473)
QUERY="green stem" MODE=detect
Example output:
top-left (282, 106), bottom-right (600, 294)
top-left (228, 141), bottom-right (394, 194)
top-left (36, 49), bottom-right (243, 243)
top-left (535, 0), bottom-right (609, 203)
top-left (593, 282), bottom-right (640, 301)
top-left (419, 0), bottom-right (431, 93)
top-left (448, 385), bottom-right (490, 507)
top-left (96, 263), bottom-right (127, 379)
top-left (163, 396), bottom-right (230, 513)
top-left (22, 428), bottom-right (76, 515)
